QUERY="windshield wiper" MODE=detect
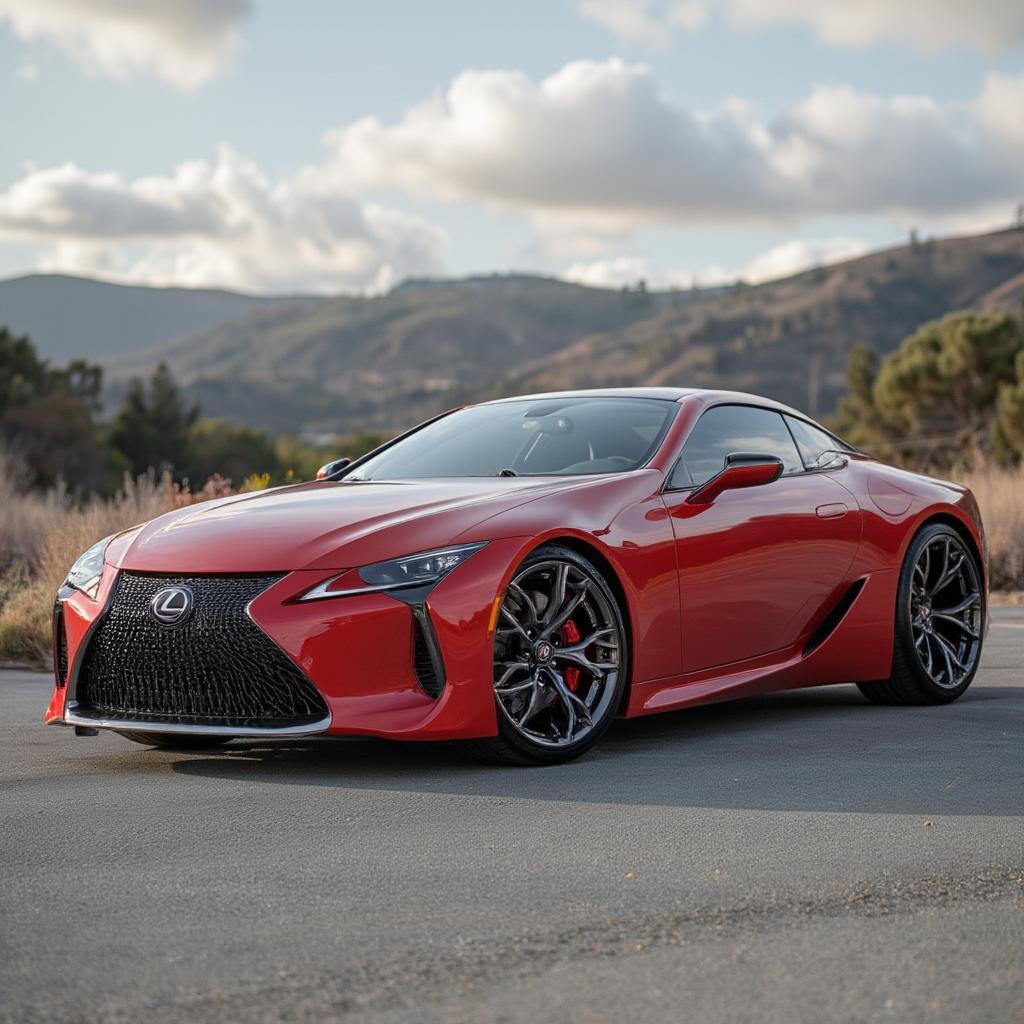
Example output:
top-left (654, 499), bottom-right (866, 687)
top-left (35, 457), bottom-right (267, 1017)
top-left (497, 468), bottom-right (518, 477)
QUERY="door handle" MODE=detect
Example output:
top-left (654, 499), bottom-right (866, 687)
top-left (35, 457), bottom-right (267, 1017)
top-left (816, 502), bottom-right (848, 519)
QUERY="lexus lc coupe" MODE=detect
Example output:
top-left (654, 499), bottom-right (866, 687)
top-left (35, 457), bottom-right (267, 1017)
top-left (46, 388), bottom-right (988, 765)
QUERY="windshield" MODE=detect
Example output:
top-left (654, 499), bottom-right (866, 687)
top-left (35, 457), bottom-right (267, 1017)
top-left (348, 398), bottom-right (677, 480)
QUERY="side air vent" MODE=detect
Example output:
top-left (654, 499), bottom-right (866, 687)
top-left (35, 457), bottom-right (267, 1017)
top-left (53, 600), bottom-right (69, 686)
top-left (411, 609), bottom-right (445, 699)
top-left (803, 578), bottom-right (867, 657)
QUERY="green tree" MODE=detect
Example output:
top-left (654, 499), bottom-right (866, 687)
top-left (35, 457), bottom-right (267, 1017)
top-left (993, 350), bottom-right (1024, 462)
top-left (0, 326), bottom-right (115, 491)
top-left (109, 363), bottom-right (199, 475)
top-left (872, 311), bottom-right (1024, 461)
top-left (0, 327), bottom-right (51, 415)
top-left (829, 343), bottom-right (880, 450)
top-left (186, 418), bottom-right (281, 485)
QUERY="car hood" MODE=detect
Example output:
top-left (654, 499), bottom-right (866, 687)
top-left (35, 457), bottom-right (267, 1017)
top-left (109, 477), bottom-right (582, 574)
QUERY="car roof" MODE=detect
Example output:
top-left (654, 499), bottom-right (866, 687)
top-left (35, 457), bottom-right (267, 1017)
top-left (481, 387), bottom-right (811, 421)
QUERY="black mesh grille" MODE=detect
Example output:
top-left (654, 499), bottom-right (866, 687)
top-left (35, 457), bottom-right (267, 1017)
top-left (76, 573), bottom-right (329, 728)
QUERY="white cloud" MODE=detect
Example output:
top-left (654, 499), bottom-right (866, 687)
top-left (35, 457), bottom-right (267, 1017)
top-left (563, 255), bottom-right (679, 289)
top-left (576, 0), bottom-right (1024, 52)
top-left (0, 0), bottom-right (250, 89)
top-left (330, 59), bottom-right (1024, 241)
top-left (14, 62), bottom-right (37, 80)
top-left (741, 236), bottom-right (870, 282)
top-left (726, 0), bottom-right (1024, 53)
top-left (0, 148), bottom-right (447, 294)
top-left (563, 235), bottom-right (871, 289)
top-left (577, 0), bottom-right (705, 46)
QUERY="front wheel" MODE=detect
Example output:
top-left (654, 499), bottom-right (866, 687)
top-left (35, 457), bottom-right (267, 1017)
top-left (466, 544), bottom-right (629, 766)
top-left (857, 523), bottom-right (984, 706)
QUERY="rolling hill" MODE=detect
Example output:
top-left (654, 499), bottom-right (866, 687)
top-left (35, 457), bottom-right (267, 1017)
top-left (7, 227), bottom-right (1024, 439)
top-left (0, 273), bottom-right (320, 362)
top-left (501, 227), bottom-right (1024, 420)
top-left (111, 274), bottom-right (693, 435)
top-left (117, 227), bottom-right (1024, 437)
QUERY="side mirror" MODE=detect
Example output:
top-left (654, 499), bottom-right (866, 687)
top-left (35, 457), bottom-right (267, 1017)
top-left (316, 457), bottom-right (352, 481)
top-left (686, 452), bottom-right (784, 505)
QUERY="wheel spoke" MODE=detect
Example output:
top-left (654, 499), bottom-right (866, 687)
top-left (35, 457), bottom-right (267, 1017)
top-left (914, 541), bottom-right (931, 589)
top-left (929, 539), bottom-right (964, 598)
top-left (538, 584), bottom-right (589, 640)
top-left (494, 660), bottom-right (532, 690)
top-left (545, 666), bottom-right (592, 738)
top-left (915, 630), bottom-right (934, 676)
top-left (542, 563), bottom-right (569, 628)
top-left (931, 631), bottom-right (968, 673)
top-left (931, 612), bottom-right (979, 639)
top-left (508, 582), bottom-right (540, 629)
top-left (497, 606), bottom-right (532, 643)
top-left (515, 679), bottom-right (545, 728)
top-left (552, 627), bottom-right (618, 676)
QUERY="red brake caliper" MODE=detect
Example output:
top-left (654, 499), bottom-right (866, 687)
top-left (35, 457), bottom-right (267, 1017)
top-left (561, 620), bottom-right (581, 691)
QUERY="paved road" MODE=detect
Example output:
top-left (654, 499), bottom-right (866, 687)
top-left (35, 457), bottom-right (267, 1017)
top-left (3, 610), bottom-right (1023, 1024)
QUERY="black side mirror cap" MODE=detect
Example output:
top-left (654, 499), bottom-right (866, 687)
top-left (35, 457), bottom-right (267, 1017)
top-left (316, 457), bottom-right (352, 481)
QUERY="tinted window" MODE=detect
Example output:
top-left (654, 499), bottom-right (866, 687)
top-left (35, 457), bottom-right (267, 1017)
top-left (785, 415), bottom-right (850, 469)
top-left (671, 405), bottom-right (802, 487)
top-left (349, 398), bottom-right (676, 479)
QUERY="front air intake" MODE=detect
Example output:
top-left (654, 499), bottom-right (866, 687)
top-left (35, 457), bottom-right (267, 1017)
top-left (411, 610), bottom-right (445, 699)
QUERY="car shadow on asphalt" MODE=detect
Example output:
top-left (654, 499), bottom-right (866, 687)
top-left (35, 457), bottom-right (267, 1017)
top-left (166, 684), bottom-right (1024, 816)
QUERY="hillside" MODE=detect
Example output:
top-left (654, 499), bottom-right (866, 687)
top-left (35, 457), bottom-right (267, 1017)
top-left (0, 273), bottom-right (320, 362)
top-left (500, 228), bottom-right (1024, 420)
top-left (95, 227), bottom-right (1024, 436)
top-left (115, 275), bottom-right (689, 435)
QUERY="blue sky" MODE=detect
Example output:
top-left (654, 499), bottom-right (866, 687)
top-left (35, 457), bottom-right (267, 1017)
top-left (1, 0), bottom-right (1022, 293)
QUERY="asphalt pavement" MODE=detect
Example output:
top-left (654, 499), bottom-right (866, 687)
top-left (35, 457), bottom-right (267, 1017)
top-left (2, 608), bottom-right (1023, 1024)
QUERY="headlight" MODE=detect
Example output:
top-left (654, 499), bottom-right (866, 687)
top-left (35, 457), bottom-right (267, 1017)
top-left (300, 543), bottom-right (486, 601)
top-left (64, 535), bottom-right (114, 600)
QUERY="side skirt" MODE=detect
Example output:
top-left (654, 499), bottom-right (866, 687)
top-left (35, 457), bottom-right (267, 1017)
top-left (626, 569), bottom-right (897, 717)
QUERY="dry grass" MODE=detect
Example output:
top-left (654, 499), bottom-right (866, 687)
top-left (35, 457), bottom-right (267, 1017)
top-left (2, 451), bottom-right (1023, 669)
top-left (957, 463), bottom-right (1024, 592)
top-left (0, 460), bottom-right (239, 666)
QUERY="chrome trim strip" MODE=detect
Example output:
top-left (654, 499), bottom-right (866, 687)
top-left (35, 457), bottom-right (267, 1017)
top-left (64, 701), bottom-right (331, 737)
top-left (298, 577), bottom-right (426, 601)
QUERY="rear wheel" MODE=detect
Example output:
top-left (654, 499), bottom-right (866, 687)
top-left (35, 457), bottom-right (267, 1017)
top-left (116, 731), bottom-right (232, 750)
top-left (466, 544), bottom-right (629, 766)
top-left (857, 523), bottom-right (983, 706)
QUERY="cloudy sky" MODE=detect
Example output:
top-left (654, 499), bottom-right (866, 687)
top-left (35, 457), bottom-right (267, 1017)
top-left (1, 0), bottom-right (1022, 294)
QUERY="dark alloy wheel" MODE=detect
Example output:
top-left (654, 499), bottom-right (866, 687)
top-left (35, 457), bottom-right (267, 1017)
top-left (466, 544), bottom-right (629, 765)
top-left (116, 731), bottom-right (232, 750)
top-left (858, 523), bottom-right (984, 706)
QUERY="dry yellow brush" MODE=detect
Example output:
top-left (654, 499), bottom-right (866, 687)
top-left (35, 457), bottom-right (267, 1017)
top-left (957, 463), bottom-right (1024, 597)
top-left (0, 453), bottom-right (267, 666)
top-left (0, 453), bottom-right (1022, 667)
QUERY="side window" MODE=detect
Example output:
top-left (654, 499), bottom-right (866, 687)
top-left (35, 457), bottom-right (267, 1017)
top-left (673, 405), bottom-right (803, 487)
top-left (785, 416), bottom-right (847, 469)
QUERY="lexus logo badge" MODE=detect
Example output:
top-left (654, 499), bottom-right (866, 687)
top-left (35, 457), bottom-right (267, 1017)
top-left (149, 586), bottom-right (194, 626)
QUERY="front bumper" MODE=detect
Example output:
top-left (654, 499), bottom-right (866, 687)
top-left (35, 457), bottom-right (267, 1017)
top-left (46, 538), bottom-right (529, 742)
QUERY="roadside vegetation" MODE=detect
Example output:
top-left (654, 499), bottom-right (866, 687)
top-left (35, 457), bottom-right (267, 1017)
top-left (1, 302), bottom-right (1023, 667)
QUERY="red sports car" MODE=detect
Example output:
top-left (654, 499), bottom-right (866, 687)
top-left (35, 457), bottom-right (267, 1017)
top-left (46, 389), bottom-right (987, 765)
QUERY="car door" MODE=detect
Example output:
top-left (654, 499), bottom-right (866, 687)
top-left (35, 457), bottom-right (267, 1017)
top-left (661, 404), bottom-right (862, 673)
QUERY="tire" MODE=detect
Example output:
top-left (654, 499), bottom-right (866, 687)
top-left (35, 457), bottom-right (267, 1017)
top-left (116, 731), bottom-right (232, 750)
top-left (464, 543), bottom-right (630, 766)
top-left (857, 523), bottom-right (984, 706)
